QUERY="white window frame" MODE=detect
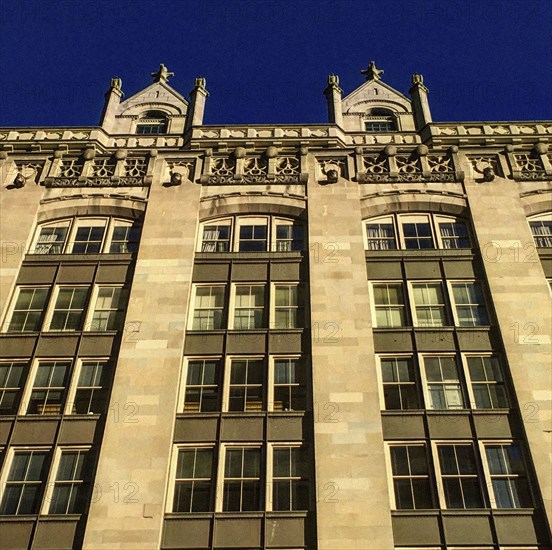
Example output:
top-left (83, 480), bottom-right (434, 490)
top-left (266, 443), bottom-right (306, 512)
top-left (216, 443), bottom-right (263, 512)
top-left (229, 283), bottom-right (266, 330)
top-left (178, 356), bottom-right (222, 413)
top-left (43, 285), bottom-right (90, 332)
top-left (434, 215), bottom-right (472, 249)
top-left (447, 280), bottom-right (489, 327)
top-left (478, 440), bottom-right (532, 509)
top-left (197, 217), bottom-right (233, 253)
top-left (376, 354), bottom-right (420, 411)
top-left (398, 214), bottom-right (434, 250)
top-left (166, 444), bottom-right (216, 514)
top-left (41, 446), bottom-right (91, 515)
top-left (84, 285), bottom-right (126, 332)
top-left (384, 442), bottom-right (433, 510)
top-left (409, 281), bottom-right (448, 327)
top-left (0, 446), bottom-right (51, 516)
top-left (235, 216), bottom-right (269, 252)
top-left (0, 359), bottom-right (28, 415)
top-left (187, 284), bottom-right (226, 331)
top-left (19, 358), bottom-right (74, 416)
top-left (222, 355), bottom-right (265, 412)
top-left (368, 281), bottom-right (407, 328)
top-left (272, 218), bottom-right (304, 252)
top-left (30, 219), bottom-right (72, 255)
top-left (1, 286), bottom-right (51, 333)
top-left (269, 355), bottom-right (304, 412)
top-left (431, 440), bottom-right (485, 509)
top-left (106, 219), bottom-right (141, 254)
top-left (461, 353), bottom-right (509, 410)
top-left (67, 218), bottom-right (108, 254)
top-left (363, 215), bottom-right (398, 251)
top-left (271, 282), bottom-right (302, 329)
top-left (64, 357), bottom-right (110, 415)
top-left (419, 353), bottom-right (465, 411)
top-left (528, 212), bottom-right (552, 248)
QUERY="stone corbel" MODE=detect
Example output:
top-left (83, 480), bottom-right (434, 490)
top-left (46, 146), bottom-right (68, 179)
top-left (415, 144), bottom-right (430, 177)
top-left (299, 146), bottom-right (309, 183)
top-left (233, 147), bottom-right (246, 181)
top-left (112, 149), bottom-right (127, 180)
top-left (80, 145), bottom-right (96, 180)
top-left (534, 142), bottom-right (551, 174)
top-left (503, 145), bottom-right (519, 179)
top-left (199, 148), bottom-right (213, 184)
top-left (384, 145), bottom-right (398, 180)
top-left (354, 147), bottom-right (365, 181)
top-left (448, 146), bottom-right (464, 181)
top-left (144, 149), bottom-right (157, 185)
top-left (265, 146), bottom-right (278, 181)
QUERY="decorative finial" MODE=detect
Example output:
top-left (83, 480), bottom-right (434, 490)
top-left (412, 73), bottom-right (424, 85)
top-left (327, 74), bottom-right (340, 86)
top-left (151, 64), bottom-right (174, 83)
top-left (195, 77), bottom-right (207, 88)
top-left (110, 77), bottom-right (122, 90)
top-left (361, 61), bottom-right (384, 81)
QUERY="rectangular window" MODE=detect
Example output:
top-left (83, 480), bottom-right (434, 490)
top-left (223, 447), bottom-right (261, 511)
top-left (401, 219), bottom-right (434, 249)
top-left (48, 287), bottom-right (88, 331)
top-left (183, 359), bottom-right (219, 412)
top-left (73, 361), bottom-right (110, 414)
top-left (109, 221), bottom-right (141, 253)
top-left (173, 447), bottom-right (213, 512)
top-left (389, 445), bottom-right (433, 509)
top-left (465, 356), bottom-right (508, 409)
top-left (0, 362), bottom-right (27, 414)
top-left (48, 449), bottom-right (89, 514)
top-left (190, 285), bottom-right (225, 330)
top-left (233, 285), bottom-right (265, 330)
top-left (437, 444), bottom-right (483, 508)
top-left (5, 287), bottom-right (49, 333)
top-left (273, 285), bottom-right (302, 329)
top-left (529, 220), bottom-right (552, 248)
top-left (411, 283), bottom-right (447, 327)
top-left (372, 283), bottom-right (406, 327)
top-left (366, 219), bottom-right (397, 250)
top-left (273, 358), bottom-right (306, 412)
top-left (228, 359), bottom-right (264, 412)
top-left (88, 287), bottom-right (126, 331)
top-left (380, 357), bottom-right (419, 410)
top-left (201, 221), bottom-right (231, 252)
top-left (27, 361), bottom-right (71, 415)
top-left (451, 282), bottom-right (489, 326)
top-left (0, 450), bottom-right (48, 514)
top-left (69, 220), bottom-right (107, 254)
top-left (274, 222), bottom-right (303, 251)
top-left (272, 446), bottom-right (308, 511)
top-left (365, 121), bottom-right (394, 132)
top-left (423, 356), bottom-right (464, 410)
top-left (484, 444), bottom-right (531, 508)
top-left (33, 222), bottom-right (70, 254)
top-left (237, 219), bottom-right (268, 252)
top-left (439, 220), bottom-right (471, 249)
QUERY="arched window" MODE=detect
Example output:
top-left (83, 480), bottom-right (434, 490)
top-left (364, 108), bottom-right (396, 132)
top-left (528, 213), bottom-right (552, 248)
top-left (197, 215), bottom-right (304, 253)
top-left (364, 213), bottom-right (471, 250)
top-left (136, 110), bottom-right (169, 135)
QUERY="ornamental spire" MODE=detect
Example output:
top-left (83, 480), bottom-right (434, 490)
top-left (361, 61), bottom-right (384, 81)
top-left (151, 64), bottom-right (174, 84)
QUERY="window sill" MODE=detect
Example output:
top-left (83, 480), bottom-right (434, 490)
top-left (195, 251), bottom-right (304, 261)
top-left (23, 252), bottom-right (135, 263)
top-left (365, 248), bottom-right (476, 259)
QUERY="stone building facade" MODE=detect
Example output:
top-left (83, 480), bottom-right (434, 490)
top-left (0, 63), bottom-right (550, 550)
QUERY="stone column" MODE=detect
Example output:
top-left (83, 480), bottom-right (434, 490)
top-left (307, 159), bottom-right (394, 549)
top-left (83, 165), bottom-right (201, 549)
top-left (462, 166), bottom-right (552, 527)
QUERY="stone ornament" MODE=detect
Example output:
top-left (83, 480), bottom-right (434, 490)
top-left (361, 61), bottom-right (384, 81)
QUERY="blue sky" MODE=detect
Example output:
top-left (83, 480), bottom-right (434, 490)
top-left (1, 0), bottom-right (551, 127)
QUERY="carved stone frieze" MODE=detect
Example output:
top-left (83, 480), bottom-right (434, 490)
top-left (44, 176), bottom-right (146, 188)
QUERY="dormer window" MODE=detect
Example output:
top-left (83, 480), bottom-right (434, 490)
top-left (364, 108), bottom-right (396, 132)
top-left (136, 110), bottom-right (168, 135)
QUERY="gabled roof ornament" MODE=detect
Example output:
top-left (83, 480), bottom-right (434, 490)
top-left (361, 61), bottom-right (384, 81)
top-left (151, 64), bottom-right (174, 84)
